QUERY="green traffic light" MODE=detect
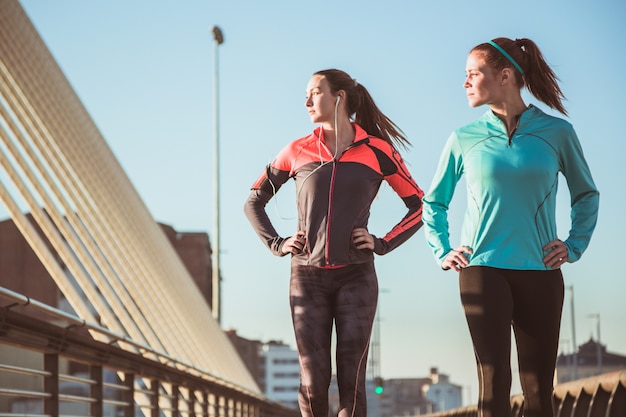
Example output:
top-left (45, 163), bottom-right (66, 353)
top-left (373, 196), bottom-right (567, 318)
top-left (373, 376), bottom-right (384, 395)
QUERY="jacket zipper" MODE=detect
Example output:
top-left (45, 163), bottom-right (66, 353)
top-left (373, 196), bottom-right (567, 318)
top-left (325, 161), bottom-right (338, 267)
top-left (323, 138), bottom-right (367, 267)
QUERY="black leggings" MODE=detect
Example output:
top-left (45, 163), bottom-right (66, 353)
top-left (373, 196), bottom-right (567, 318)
top-left (290, 262), bottom-right (378, 417)
top-left (459, 266), bottom-right (564, 417)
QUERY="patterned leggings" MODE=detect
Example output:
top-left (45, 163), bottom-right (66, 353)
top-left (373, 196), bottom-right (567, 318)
top-left (290, 261), bottom-right (378, 417)
top-left (459, 266), bottom-right (564, 417)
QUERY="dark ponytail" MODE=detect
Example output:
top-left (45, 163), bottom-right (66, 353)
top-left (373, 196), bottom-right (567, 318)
top-left (314, 69), bottom-right (410, 149)
top-left (472, 38), bottom-right (567, 115)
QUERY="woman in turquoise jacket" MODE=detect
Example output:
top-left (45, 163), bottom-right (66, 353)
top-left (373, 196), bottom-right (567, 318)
top-left (423, 37), bottom-right (599, 417)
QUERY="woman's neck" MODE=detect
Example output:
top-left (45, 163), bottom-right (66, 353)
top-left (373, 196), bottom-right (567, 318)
top-left (490, 98), bottom-right (528, 136)
top-left (321, 120), bottom-right (355, 156)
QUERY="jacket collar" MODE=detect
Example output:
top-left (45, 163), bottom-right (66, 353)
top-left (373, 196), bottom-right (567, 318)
top-left (313, 122), bottom-right (370, 143)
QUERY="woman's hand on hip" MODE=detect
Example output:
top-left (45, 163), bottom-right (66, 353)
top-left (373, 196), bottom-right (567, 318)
top-left (543, 239), bottom-right (568, 269)
top-left (281, 231), bottom-right (306, 255)
top-left (352, 228), bottom-right (375, 251)
top-left (442, 246), bottom-right (473, 272)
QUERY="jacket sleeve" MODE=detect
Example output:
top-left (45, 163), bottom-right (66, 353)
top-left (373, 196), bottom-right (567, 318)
top-left (559, 126), bottom-right (599, 262)
top-left (372, 146), bottom-right (425, 255)
top-left (243, 163), bottom-right (292, 257)
top-left (422, 132), bottom-right (464, 267)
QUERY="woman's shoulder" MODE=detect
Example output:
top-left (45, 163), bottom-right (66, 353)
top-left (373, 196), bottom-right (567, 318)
top-left (526, 104), bottom-right (574, 130)
top-left (363, 136), bottom-right (406, 161)
top-left (454, 111), bottom-right (494, 135)
top-left (279, 130), bottom-right (319, 154)
top-left (366, 135), bottom-right (392, 148)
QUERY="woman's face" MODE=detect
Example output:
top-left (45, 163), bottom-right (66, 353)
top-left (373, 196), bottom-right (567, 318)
top-left (464, 51), bottom-right (501, 108)
top-left (305, 75), bottom-right (337, 124)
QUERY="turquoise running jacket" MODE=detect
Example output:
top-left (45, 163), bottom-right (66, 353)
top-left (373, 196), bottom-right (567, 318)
top-left (423, 105), bottom-right (599, 270)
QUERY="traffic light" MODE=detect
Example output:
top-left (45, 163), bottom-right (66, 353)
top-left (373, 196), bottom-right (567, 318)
top-left (374, 376), bottom-right (384, 395)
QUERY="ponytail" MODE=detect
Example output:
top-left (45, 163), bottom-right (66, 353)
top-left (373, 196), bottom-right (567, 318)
top-left (313, 69), bottom-right (410, 149)
top-left (473, 38), bottom-right (567, 115)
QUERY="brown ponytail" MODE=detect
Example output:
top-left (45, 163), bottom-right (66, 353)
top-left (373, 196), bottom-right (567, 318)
top-left (313, 69), bottom-right (410, 149)
top-left (472, 38), bottom-right (567, 115)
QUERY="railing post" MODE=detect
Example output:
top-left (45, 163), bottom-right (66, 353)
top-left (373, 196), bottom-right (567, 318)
top-left (190, 388), bottom-right (197, 417)
top-left (201, 390), bottom-right (209, 417)
top-left (123, 372), bottom-right (135, 417)
top-left (151, 379), bottom-right (160, 417)
top-left (43, 353), bottom-right (59, 417)
top-left (90, 364), bottom-right (103, 417)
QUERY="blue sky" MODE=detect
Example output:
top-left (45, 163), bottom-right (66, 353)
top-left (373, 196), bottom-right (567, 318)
top-left (18, 0), bottom-right (625, 403)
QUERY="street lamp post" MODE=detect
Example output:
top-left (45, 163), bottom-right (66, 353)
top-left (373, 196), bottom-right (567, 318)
top-left (369, 289), bottom-right (388, 397)
top-left (211, 25), bottom-right (224, 324)
top-left (568, 285), bottom-right (578, 379)
top-left (588, 313), bottom-right (602, 374)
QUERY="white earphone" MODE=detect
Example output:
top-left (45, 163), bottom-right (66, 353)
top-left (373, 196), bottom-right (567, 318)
top-left (336, 95), bottom-right (341, 102)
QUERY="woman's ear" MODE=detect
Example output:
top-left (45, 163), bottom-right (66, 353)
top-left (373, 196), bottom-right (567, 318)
top-left (500, 68), bottom-right (515, 85)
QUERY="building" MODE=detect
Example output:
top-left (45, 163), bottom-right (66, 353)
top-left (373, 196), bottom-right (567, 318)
top-left (422, 367), bottom-right (463, 412)
top-left (556, 338), bottom-right (626, 383)
top-left (259, 341), bottom-right (300, 410)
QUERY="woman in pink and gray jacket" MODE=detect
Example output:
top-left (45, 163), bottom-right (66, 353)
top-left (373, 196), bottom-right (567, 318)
top-left (245, 69), bottom-right (424, 417)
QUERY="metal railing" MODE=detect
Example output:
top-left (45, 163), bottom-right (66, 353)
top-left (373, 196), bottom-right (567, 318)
top-left (0, 287), bottom-right (300, 417)
top-left (416, 370), bottom-right (626, 417)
